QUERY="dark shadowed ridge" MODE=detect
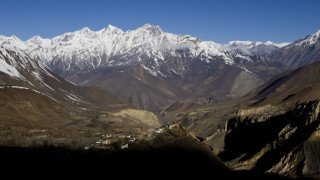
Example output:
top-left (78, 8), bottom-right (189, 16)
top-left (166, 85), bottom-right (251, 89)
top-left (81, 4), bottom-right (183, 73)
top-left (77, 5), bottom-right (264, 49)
top-left (0, 143), bottom-right (305, 180)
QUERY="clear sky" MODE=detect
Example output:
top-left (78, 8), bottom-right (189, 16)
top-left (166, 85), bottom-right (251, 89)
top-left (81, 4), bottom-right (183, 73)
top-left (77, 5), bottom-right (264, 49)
top-left (1, 0), bottom-right (320, 44)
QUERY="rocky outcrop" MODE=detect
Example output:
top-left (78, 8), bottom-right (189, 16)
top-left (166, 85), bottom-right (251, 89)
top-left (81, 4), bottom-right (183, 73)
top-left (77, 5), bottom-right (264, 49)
top-left (217, 100), bottom-right (320, 178)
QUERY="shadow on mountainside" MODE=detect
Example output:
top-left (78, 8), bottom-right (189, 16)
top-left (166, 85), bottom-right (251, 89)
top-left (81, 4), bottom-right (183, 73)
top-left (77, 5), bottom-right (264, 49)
top-left (0, 144), bottom-right (313, 180)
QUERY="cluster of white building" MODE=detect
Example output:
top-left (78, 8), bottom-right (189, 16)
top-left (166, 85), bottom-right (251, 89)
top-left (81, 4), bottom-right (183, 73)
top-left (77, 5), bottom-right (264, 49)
top-left (147, 122), bottom-right (181, 138)
top-left (28, 128), bottom-right (47, 133)
top-left (94, 133), bottom-right (137, 150)
top-left (95, 139), bottom-right (111, 145)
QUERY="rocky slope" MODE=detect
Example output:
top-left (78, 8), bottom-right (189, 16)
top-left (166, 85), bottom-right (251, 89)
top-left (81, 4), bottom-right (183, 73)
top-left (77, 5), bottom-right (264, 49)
top-left (76, 55), bottom-right (286, 112)
top-left (244, 61), bottom-right (320, 107)
top-left (0, 45), bottom-right (160, 133)
top-left (159, 61), bottom-right (320, 178)
top-left (219, 100), bottom-right (320, 178)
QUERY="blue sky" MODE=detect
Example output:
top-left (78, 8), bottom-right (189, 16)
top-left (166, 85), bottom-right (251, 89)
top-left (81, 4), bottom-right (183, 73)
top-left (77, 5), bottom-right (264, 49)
top-left (1, 0), bottom-right (320, 43)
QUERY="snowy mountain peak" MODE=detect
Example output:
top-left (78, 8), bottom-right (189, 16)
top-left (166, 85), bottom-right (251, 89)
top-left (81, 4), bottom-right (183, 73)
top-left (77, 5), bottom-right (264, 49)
top-left (79, 27), bottom-right (91, 32)
top-left (0, 35), bottom-right (27, 49)
top-left (76, 27), bottom-right (94, 36)
top-left (0, 35), bottom-right (22, 43)
top-left (140, 23), bottom-right (160, 29)
top-left (29, 35), bottom-right (42, 40)
top-left (102, 24), bottom-right (124, 35)
top-left (264, 41), bottom-right (274, 45)
top-left (138, 23), bottom-right (163, 36)
top-left (106, 24), bottom-right (117, 29)
top-left (305, 29), bottom-right (320, 44)
top-left (9, 35), bottom-right (19, 40)
top-left (315, 29), bottom-right (320, 36)
top-left (295, 29), bottom-right (320, 46)
top-left (27, 35), bottom-right (45, 43)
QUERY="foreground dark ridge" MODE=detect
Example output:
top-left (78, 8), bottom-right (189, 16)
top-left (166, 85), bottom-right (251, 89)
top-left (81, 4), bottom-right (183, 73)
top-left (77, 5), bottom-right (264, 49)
top-left (0, 141), bottom-right (313, 179)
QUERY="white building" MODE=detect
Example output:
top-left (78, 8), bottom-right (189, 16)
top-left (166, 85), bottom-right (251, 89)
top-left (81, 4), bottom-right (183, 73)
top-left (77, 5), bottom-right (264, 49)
top-left (121, 143), bottom-right (128, 149)
top-left (102, 139), bottom-right (111, 145)
top-left (156, 128), bottom-right (163, 133)
top-left (169, 124), bottom-right (178, 129)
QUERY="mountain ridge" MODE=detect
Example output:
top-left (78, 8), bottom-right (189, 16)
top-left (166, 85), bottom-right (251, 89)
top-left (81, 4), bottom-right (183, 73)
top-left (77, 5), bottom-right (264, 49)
top-left (0, 24), bottom-right (289, 75)
top-left (2, 24), bottom-right (320, 112)
top-left (0, 24), bottom-right (293, 111)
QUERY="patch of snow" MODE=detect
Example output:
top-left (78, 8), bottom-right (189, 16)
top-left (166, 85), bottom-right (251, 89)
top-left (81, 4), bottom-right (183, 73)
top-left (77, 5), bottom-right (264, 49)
top-left (0, 54), bottom-right (22, 78)
top-left (43, 83), bottom-right (55, 91)
top-left (32, 71), bottom-right (43, 81)
top-left (133, 76), bottom-right (142, 81)
top-left (63, 79), bottom-right (76, 85)
top-left (141, 64), bottom-right (157, 76)
top-left (171, 68), bottom-right (179, 75)
top-left (0, 85), bottom-right (59, 102)
top-left (66, 93), bottom-right (83, 102)
top-left (9, 86), bottom-right (29, 90)
top-left (39, 63), bottom-right (61, 82)
top-left (235, 54), bottom-right (252, 62)
top-left (32, 89), bottom-right (59, 103)
top-left (238, 66), bottom-right (258, 77)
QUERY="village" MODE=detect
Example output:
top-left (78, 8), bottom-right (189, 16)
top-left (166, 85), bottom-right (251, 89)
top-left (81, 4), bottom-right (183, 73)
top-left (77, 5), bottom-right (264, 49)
top-left (86, 121), bottom-right (182, 151)
top-left (0, 121), bottom-right (183, 151)
top-left (146, 121), bottom-right (181, 138)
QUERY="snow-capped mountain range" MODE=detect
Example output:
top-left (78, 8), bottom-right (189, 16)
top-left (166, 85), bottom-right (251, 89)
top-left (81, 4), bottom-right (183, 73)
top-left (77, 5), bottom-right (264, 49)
top-left (0, 24), bottom-right (290, 76)
top-left (2, 24), bottom-right (319, 112)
